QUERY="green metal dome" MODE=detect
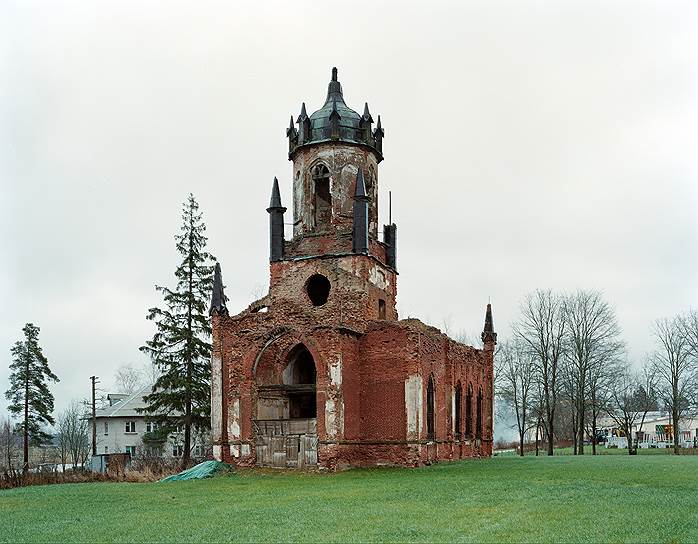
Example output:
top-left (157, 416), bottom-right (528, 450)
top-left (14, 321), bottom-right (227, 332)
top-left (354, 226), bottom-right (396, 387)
top-left (308, 68), bottom-right (362, 142)
top-left (287, 68), bottom-right (384, 161)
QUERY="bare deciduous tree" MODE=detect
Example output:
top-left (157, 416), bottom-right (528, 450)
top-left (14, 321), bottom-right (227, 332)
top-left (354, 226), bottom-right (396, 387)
top-left (140, 361), bottom-right (162, 387)
top-left (681, 310), bottom-right (698, 358)
top-left (514, 290), bottom-right (567, 455)
top-left (497, 340), bottom-right (536, 456)
top-left (56, 401), bottom-right (91, 469)
top-left (0, 417), bottom-right (21, 473)
top-left (606, 362), bottom-right (657, 455)
top-left (651, 315), bottom-right (697, 454)
top-left (586, 348), bottom-right (623, 455)
top-left (564, 290), bottom-right (624, 454)
top-left (113, 364), bottom-right (144, 394)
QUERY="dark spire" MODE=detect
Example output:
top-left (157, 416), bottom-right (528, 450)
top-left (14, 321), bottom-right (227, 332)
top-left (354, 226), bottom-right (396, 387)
top-left (297, 102), bottom-right (310, 145)
top-left (286, 115), bottom-right (298, 153)
top-left (481, 303), bottom-right (497, 345)
top-left (373, 115), bottom-right (385, 154)
top-left (352, 169), bottom-right (369, 254)
top-left (268, 177), bottom-right (283, 209)
top-left (326, 67), bottom-right (344, 103)
top-left (209, 262), bottom-right (228, 316)
top-left (359, 102), bottom-right (374, 144)
top-left (297, 102), bottom-right (308, 122)
top-left (267, 177), bottom-right (286, 262)
top-left (362, 102), bottom-right (373, 123)
top-left (354, 168), bottom-right (369, 200)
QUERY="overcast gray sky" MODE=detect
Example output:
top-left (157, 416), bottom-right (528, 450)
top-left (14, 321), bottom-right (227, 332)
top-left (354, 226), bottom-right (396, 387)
top-left (1, 1), bottom-right (697, 437)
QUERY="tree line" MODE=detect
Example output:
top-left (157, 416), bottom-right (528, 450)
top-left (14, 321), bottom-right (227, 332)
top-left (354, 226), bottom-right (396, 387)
top-left (497, 289), bottom-right (698, 455)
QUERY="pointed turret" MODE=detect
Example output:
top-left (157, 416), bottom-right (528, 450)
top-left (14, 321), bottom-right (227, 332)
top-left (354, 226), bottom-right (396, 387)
top-left (352, 169), bottom-right (370, 254)
top-left (373, 115), bottom-right (385, 154)
top-left (326, 67), bottom-right (343, 102)
top-left (359, 102), bottom-right (374, 144)
top-left (267, 177), bottom-right (287, 262)
top-left (296, 102), bottom-right (310, 145)
top-left (286, 115), bottom-right (298, 153)
top-left (481, 303), bottom-right (497, 345)
top-left (362, 102), bottom-right (373, 123)
top-left (209, 262), bottom-right (228, 316)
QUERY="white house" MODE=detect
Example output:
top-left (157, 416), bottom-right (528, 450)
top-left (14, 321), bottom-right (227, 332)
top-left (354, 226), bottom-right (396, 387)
top-left (93, 387), bottom-right (209, 458)
top-left (599, 412), bottom-right (698, 449)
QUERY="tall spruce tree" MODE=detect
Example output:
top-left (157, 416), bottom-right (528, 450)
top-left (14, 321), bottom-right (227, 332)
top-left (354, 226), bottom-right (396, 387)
top-left (141, 194), bottom-right (216, 467)
top-left (5, 323), bottom-right (59, 472)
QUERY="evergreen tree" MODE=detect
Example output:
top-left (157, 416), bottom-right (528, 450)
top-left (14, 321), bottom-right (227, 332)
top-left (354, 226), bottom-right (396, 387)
top-left (141, 194), bottom-right (216, 467)
top-left (5, 323), bottom-right (59, 472)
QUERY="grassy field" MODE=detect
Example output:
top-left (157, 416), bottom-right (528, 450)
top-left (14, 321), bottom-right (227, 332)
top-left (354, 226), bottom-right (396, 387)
top-left (1, 455), bottom-right (696, 543)
top-left (499, 445), bottom-right (673, 456)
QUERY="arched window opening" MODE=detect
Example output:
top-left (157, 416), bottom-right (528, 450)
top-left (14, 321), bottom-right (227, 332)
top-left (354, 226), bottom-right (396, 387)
top-left (306, 274), bottom-right (331, 306)
top-left (426, 376), bottom-right (435, 440)
top-left (476, 386), bottom-right (483, 439)
top-left (312, 164), bottom-right (331, 228)
top-left (455, 382), bottom-right (463, 441)
top-left (284, 345), bottom-right (317, 419)
top-left (465, 384), bottom-right (473, 437)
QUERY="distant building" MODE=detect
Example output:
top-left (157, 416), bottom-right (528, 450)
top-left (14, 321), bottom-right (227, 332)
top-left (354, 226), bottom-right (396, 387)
top-left (94, 388), bottom-right (209, 458)
top-left (598, 412), bottom-right (698, 449)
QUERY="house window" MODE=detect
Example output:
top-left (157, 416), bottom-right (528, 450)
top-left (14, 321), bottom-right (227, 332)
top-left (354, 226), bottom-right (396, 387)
top-left (104, 421), bottom-right (108, 435)
top-left (145, 421), bottom-right (158, 433)
top-left (426, 376), bottom-right (435, 440)
top-left (455, 382), bottom-right (463, 440)
top-left (125, 421), bottom-right (136, 433)
top-left (465, 384), bottom-right (473, 437)
top-left (125, 446), bottom-right (137, 456)
top-left (378, 299), bottom-right (386, 320)
top-left (173, 445), bottom-right (184, 457)
top-left (104, 446), bottom-right (108, 453)
top-left (193, 444), bottom-right (204, 457)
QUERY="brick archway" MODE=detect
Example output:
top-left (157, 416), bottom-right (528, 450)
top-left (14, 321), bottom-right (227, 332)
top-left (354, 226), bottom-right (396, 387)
top-left (252, 333), bottom-right (321, 467)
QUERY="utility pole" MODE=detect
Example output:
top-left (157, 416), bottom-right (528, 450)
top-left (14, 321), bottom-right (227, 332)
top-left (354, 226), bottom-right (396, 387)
top-left (90, 376), bottom-right (99, 457)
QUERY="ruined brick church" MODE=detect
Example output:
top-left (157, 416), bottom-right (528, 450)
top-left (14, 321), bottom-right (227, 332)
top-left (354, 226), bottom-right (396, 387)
top-left (210, 68), bottom-right (495, 469)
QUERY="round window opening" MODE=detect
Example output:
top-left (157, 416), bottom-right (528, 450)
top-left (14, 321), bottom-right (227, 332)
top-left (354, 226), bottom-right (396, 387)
top-left (306, 274), bottom-right (331, 306)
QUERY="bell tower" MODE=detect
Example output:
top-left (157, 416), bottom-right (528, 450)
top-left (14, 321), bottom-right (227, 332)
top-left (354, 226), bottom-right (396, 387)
top-left (266, 68), bottom-right (397, 326)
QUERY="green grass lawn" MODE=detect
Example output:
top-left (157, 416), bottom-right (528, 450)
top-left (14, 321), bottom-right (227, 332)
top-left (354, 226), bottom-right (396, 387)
top-left (497, 445), bottom-right (673, 456)
top-left (1, 455), bottom-right (696, 543)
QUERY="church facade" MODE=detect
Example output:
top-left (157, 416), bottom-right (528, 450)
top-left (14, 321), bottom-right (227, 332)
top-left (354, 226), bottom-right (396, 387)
top-left (210, 69), bottom-right (496, 469)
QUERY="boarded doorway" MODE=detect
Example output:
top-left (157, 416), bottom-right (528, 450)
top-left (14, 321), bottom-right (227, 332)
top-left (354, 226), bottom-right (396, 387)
top-left (255, 344), bottom-right (318, 467)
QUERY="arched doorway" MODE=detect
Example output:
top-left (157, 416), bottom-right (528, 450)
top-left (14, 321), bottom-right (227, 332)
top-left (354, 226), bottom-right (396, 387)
top-left (284, 344), bottom-right (317, 419)
top-left (255, 343), bottom-right (318, 468)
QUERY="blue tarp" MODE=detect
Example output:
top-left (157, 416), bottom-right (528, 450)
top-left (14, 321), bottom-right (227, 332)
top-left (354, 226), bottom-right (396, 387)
top-left (160, 460), bottom-right (232, 482)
